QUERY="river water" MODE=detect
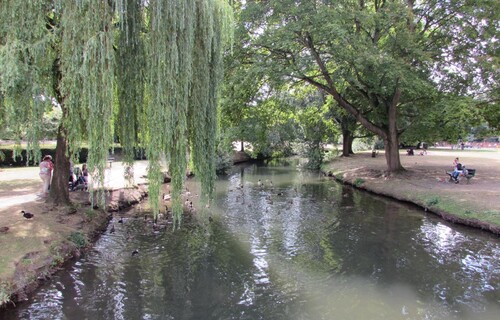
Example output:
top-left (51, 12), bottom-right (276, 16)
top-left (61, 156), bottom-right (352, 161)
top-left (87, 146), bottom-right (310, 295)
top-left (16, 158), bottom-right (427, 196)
top-left (2, 160), bottom-right (499, 320)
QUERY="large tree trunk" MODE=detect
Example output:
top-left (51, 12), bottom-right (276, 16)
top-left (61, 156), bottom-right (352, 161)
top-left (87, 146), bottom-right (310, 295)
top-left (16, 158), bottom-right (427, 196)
top-left (384, 89), bottom-right (404, 172)
top-left (341, 128), bottom-right (354, 157)
top-left (48, 55), bottom-right (71, 205)
top-left (384, 135), bottom-right (403, 173)
top-left (48, 124), bottom-right (71, 205)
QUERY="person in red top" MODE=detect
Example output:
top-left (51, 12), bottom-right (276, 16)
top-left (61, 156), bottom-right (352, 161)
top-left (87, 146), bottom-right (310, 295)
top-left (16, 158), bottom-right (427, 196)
top-left (39, 155), bottom-right (54, 197)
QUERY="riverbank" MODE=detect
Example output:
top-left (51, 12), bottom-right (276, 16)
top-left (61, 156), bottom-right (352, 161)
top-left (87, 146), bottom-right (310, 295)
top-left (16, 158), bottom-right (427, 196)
top-left (323, 149), bottom-right (500, 234)
top-left (0, 161), bottom-right (150, 307)
top-left (1, 149), bottom-right (499, 307)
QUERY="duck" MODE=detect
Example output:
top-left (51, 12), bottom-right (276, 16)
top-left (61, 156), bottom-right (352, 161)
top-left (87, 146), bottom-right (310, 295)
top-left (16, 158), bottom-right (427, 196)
top-left (257, 179), bottom-right (262, 187)
top-left (208, 216), bottom-right (213, 223)
top-left (21, 210), bottom-right (34, 219)
top-left (152, 223), bottom-right (160, 232)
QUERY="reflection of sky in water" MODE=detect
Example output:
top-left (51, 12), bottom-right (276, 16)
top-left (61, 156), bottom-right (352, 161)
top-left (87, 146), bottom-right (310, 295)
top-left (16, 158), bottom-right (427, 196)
top-left (3, 162), bottom-right (500, 320)
top-left (415, 218), bottom-right (500, 316)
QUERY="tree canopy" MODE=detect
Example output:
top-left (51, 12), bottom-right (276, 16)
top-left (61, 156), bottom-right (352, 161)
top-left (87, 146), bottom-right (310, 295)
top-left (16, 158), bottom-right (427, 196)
top-left (228, 0), bottom-right (498, 172)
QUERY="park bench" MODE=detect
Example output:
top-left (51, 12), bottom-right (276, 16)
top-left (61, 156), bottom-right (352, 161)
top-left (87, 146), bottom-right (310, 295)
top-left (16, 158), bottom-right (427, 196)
top-left (445, 168), bottom-right (476, 184)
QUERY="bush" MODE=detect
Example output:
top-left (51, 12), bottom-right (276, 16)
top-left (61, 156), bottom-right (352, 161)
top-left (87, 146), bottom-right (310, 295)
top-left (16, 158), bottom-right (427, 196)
top-left (68, 232), bottom-right (88, 248)
top-left (354, 178), bottom-right (365, 187)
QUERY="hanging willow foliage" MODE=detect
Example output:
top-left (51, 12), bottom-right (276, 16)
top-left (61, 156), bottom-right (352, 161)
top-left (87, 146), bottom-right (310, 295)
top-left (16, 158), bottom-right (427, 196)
top-left (1, 0), bottom-right (233, 226)
top-left (0, 0), bottom-right (53, 163)
top-left (144, 0), bottom-right (195, 228)
top-left (115, 0), bottom-right (144, 167)
top-left (58, 0), bottom-right (116, 205)
top-left (141, 0), bottom-right (233, 227)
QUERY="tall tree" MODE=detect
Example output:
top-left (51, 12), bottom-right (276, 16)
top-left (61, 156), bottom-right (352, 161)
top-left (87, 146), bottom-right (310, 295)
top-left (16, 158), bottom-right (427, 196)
top-left (238, 0), bottom-right (498, 173)
top-left (0, 0), bottom-right (233, 226)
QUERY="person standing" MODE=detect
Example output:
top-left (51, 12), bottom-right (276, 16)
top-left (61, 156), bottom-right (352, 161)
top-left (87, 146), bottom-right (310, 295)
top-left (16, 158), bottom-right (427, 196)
top-left (39, 155), bottom-right (54, 197)
top-left (81, 163), bottom-right (89, 183)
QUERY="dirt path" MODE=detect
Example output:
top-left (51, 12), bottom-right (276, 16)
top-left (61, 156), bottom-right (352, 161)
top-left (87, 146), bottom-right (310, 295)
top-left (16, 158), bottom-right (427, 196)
top-left (324, 148), bottom-right (500, 233)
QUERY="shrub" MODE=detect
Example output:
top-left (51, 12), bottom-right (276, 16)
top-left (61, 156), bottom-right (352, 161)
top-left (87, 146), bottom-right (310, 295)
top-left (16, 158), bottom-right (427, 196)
top-left (426, 197), bottom-right (439, 207)
top-left (354, 178), bottom-right (365, 187)
top-left (68, 232), bottom-right (88, 248)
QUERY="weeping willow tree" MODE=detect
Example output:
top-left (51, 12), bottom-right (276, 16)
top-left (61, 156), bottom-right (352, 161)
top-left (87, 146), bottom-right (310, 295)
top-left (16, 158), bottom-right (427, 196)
top-left (0, 0), bottom-right (233, 226)
top-left (0, 0), bottom-right (52, 164)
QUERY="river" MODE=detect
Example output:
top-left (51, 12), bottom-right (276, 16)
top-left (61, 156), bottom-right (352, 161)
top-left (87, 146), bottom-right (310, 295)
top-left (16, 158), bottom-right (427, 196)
top-left (1, 159), bottom-right (499, 319)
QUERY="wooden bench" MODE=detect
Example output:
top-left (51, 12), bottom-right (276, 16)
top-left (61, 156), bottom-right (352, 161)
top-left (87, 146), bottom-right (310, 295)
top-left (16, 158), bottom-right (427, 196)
top-left (446, 168), bottom-right (476, 184)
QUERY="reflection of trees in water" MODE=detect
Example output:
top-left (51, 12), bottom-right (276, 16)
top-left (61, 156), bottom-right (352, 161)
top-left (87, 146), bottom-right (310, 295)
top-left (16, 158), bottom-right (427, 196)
top-left (12, 163), bottom-right (498, 319)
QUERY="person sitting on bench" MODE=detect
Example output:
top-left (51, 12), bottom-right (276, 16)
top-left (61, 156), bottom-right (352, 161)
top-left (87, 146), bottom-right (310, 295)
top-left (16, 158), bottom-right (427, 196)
top-left (451, 162), bottom-right (465, 183)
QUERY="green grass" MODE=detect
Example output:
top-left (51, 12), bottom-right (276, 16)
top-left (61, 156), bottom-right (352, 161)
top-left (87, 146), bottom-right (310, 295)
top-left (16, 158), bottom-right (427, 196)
top-left (0, 142), bottom-right (57, 150)
top-left (421, 195), bottom-right (500, 226)
top-left (425, 196), bottom-right (440, 207)
top-left (0, 282), bottom-right (12, 305)
top-left (354, 178), bottom-right (365, 187)
top-left (0, 141), bottom-right (123, 150)
top-left (68, 232), bottom-right (88, 248)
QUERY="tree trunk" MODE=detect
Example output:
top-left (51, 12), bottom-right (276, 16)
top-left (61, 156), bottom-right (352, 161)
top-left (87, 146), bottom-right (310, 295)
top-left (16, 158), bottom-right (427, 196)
top-left (384, 135), bottom-right (403, 173)
top-left (342, 129), bottom-right (354, 157)
top-left (384, 89), bottom-right (404, 172)
top-left (48, 124), bottom-right (71, 205)
top-left (240, 140), bottom-right (244, 152)
top-left (47, 54), bottom-right (71, 205)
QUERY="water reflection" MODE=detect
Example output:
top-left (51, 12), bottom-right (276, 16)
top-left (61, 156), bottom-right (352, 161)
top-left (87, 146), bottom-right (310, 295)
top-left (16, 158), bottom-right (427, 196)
top-left (1, 160), bottom-right (499, 320)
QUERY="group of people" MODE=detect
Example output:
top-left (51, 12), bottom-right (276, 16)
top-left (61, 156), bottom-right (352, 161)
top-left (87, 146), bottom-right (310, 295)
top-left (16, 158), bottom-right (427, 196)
top-left (38, 155), bottom-right (89, 197)
top-left (406, 146), bottom-right (427, 156)
top-left (69, 162), bottom-right (89, 191)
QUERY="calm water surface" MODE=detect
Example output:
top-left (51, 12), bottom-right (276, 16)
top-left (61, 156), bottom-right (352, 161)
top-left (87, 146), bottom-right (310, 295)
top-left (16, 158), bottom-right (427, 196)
top-left (2, 160), bottom-right (499, 319)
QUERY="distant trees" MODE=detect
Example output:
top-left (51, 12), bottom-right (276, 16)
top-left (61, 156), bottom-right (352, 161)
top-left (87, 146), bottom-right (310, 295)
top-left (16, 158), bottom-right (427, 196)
top-left (224, 0), bottom-right (498, 172)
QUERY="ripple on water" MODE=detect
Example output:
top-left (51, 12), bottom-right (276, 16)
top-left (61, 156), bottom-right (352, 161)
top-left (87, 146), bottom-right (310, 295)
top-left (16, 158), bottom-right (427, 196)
top-left (2, 162), bottom-right (499, 320)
